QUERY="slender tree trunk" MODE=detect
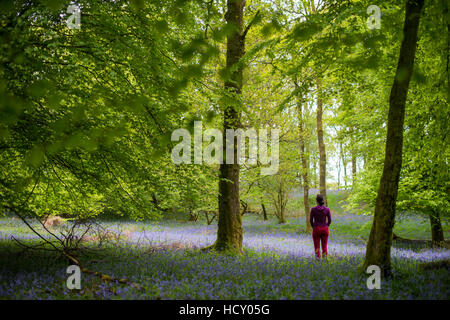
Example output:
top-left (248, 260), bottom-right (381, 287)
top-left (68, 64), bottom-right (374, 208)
top-left (261, 203), bottom-right (268, 221)
top-left (295, 82), bottom-right (311, 232)
top-left (430, 210), bottom-right (444, 245)
top-left (351, 128), bottom-right (357, 185)
top-left (316, 78), bottom-right (327, 206)
top-left (312, 156), bottom-right (318, 188)
top-left (215, 0), bottom-right (245, 253)
top-left (303, 179), bottom-right (310, 232)
top-left (363, 0), bottom-right (424, 277)
top-left (337, 153), bottom-right (341, 189)
top-left (351, 152), bottom-right (357, 185)
top-left (363, 153), bottom-right (368, 170)
top-left (340, 142), bottom-right (347, 188)
top-left (279, 207), bottom-right (286, 224)
top-left (277, 181), bottom-right (286, 224)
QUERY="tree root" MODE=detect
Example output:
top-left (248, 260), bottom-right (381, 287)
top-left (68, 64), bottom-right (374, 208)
top-left (200, 243), bottom-right (215, 252)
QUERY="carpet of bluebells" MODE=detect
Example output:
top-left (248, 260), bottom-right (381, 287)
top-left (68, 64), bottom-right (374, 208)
top-left (0, 213), bottom-right (449, 300)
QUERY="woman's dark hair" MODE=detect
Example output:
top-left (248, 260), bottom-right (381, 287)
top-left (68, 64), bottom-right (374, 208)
top-left (316, 194), bottom-right (325, 206)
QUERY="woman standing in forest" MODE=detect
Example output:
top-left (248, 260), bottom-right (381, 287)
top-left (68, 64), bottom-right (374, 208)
top-left (310, 194), bottom-right (332, 259)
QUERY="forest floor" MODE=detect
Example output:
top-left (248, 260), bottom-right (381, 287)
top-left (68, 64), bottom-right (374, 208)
top-left (0, 212), bottom-right (449, 299)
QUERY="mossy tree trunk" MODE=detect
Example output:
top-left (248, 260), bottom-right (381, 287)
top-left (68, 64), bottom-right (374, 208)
top-left (430, 210), bottom-right (444, 245)
top-left (363, 0), bottom-right (424, 277)
top-left (215, 0), bottom-right (246, 253)
top-left (316, 78), bottom-right (327, 206)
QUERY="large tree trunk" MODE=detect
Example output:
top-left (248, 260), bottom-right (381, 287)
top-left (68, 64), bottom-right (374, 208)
top-left (445, 0), bottom-right (449, 102)
top-left (316, 78), bottom-right (327, 206)
top-left (215, 0), bottom-right (245, 253)
top-left (430, 210), bottom-right (444, 245)
top-left (363, 0), bottom-right (424, 277)
top-left (295, 82), bottom-right (312, 232)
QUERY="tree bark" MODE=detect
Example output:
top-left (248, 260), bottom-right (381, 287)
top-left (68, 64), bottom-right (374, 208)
top-left (339, 142), bottom-right (347, 188)
top-left (261, 203), bottom-right (268, 221)
top-left (316, 78), bottom-right (327, 206)
top-left (363, 0), bottom-right (424, 277)
top-left (240, 200), bottom-right (248, 216)
top-left (445, 0), bottom-right (449, 102)
top-left (430, 210), bottom-right (444, 245)
top-left (351, 128), bottom-right (357, 185)
top-left (295, 82), bottom-right (312, 232)
top-left (337, 155), bottom-right (341, 189)
top-left (273, 180), bottom-right (287, 224)
top-left (215, 0), bottom-right (246, 253)
top-left (351, 152), bottom-right (357, 185)
top-left (312, 156), bottom-right (318, 188)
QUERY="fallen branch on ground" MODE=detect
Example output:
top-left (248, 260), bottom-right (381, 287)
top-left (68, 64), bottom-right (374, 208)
top-left (10, 210), bottom-right (147, 293)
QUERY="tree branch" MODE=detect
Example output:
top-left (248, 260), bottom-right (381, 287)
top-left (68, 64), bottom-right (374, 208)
top-left (242, 10), bottom-right (261, 40)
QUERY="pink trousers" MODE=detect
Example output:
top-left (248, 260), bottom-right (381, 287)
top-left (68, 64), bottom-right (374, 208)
top-left (312, 226), bottom-right (329, 259)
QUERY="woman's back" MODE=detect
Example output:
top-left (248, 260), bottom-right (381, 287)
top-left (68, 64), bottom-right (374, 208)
top-left (310, 205), bottom-right (331, 227)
